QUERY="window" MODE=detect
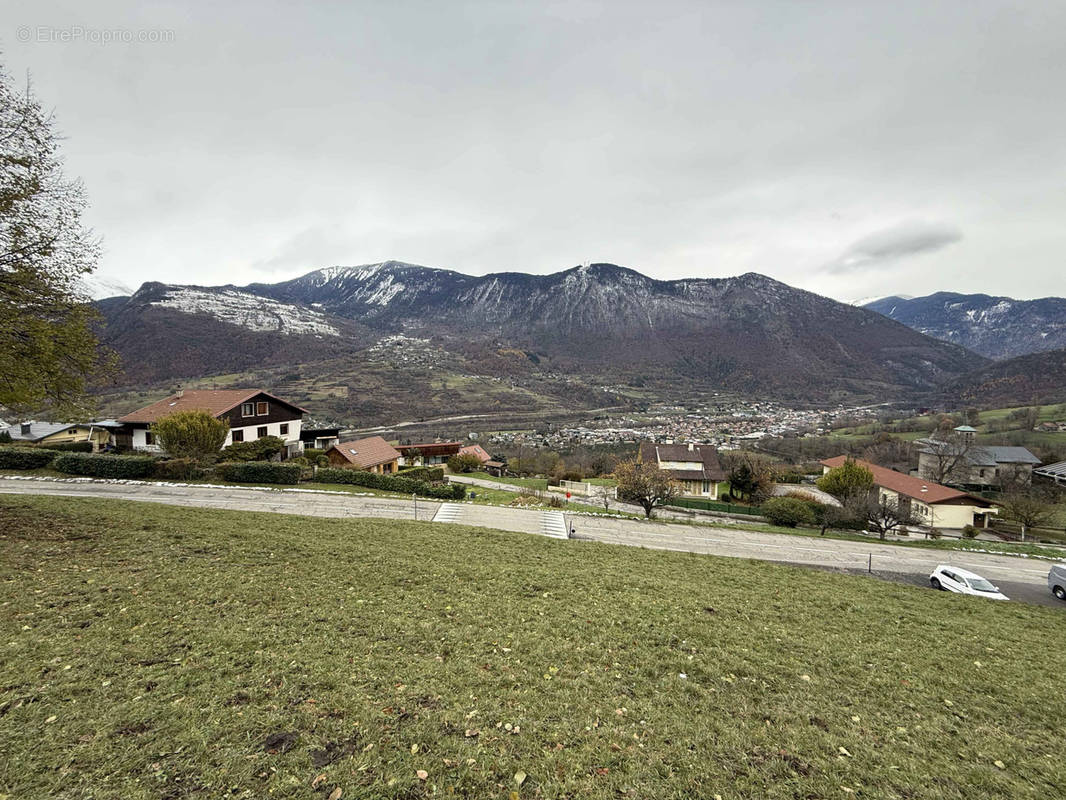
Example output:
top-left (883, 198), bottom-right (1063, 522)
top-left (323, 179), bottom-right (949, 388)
top-left (232, 430), bottom-right (244, 443)
top-left (241, 403), bottom-right (254, 417)
top-left (702, 481), bottom-right (710, 494)
top-left (145, 431), bottom-right (154, 446)
top-left (257, 402), bottom-right (268, 415)
top-left (257, 426), bottom-right (268, 438)
top-left (279, 423), bottom-right (289, 435)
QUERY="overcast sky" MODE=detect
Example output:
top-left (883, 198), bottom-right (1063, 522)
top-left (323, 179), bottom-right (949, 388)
top-left (3, 0), bottom-right (1064, 301)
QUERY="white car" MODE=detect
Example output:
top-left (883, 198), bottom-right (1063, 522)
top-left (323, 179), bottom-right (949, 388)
top-left (929, 565), bottom-right (1009, 600)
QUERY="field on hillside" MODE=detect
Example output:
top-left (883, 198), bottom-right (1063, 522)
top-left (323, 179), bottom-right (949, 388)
top-left (2, 496), bottom-right (1065, 799)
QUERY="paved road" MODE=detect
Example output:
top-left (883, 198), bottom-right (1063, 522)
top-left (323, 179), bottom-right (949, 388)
top-left (2, 477), bottom-right (1061, 608)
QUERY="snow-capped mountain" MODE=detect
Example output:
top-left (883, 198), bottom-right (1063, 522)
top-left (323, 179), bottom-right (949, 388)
top-left (149, 286), bottom-right (340, 336)
top-left (78, 274), bottom-right (135, 300)
top-left (96, 261), bottom-right (986, 399)
top-left (864, 292), bottom-right (1066, 359)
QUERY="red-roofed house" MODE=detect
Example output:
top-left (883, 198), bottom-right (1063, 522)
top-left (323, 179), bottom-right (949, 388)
top-left (819, 456), bottom-right (997, 530)
top-left (117, 389), bottom-right (307, 457)
top-left (327, 437), bottom-right (401, 473)
top-left (458, 444), bottom-right (492, 464)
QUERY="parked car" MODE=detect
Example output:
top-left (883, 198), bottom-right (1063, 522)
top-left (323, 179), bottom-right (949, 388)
top-left (1048, 564), bottom-right (1066, 601)
top-left (929, 565), bottom-right (1009, 600)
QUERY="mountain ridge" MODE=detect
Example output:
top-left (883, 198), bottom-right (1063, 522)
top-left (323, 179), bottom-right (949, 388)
top-left (864, 291), bottom-right (1066, 359)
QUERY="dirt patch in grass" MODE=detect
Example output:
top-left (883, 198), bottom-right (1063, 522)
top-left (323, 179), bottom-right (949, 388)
top-left (0, 500), bottom-right (109, 542)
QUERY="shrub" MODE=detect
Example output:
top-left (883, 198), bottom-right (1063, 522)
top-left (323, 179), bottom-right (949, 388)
top-left (446, 453), bottom-right (483, 473)
top-left (0, 446), bottom-right (61, 469)
top-left (312, 467), bottom-right (466, 499)
top-left (961, 524), bottom-right (979, 539)
top-left (220, 436), bottom-right (286, 462)
top-left (45, 441), bottom-right (94, 453)
top-left (152, 458), bottom-right (206, 481)
top-left (398, 466), bottom-right (445, 482)
top-left (0, 429), bottom-right (11, 443)
top-left (761, 496), bottom-right (819, 528)
top-left (52, 452), bottom-right (156, 479)
top-left (151, 410), bottom-right (229, 462)
top-left (217, 461), bottom-right (301, 485)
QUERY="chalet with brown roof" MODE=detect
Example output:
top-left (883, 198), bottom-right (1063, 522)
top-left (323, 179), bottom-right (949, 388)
top-left (397, 441), bottom-right (462, 466)
top-left (327, 437), bottom-right (401, 473)
top-left (820, 456), bottom-right (997, 530)
top-left (638, 441), bottom-right (727, 499)
top-left (117, 389), bottom-right (307, 457)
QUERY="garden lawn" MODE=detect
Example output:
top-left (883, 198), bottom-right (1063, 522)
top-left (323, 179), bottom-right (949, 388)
top-left (2, 495), bottom-right (1065, 799)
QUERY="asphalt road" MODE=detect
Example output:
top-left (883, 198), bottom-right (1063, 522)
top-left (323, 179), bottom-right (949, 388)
top-left (3, 476), bottom-right (1062, 609)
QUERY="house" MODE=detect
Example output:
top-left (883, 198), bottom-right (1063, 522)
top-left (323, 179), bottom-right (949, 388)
top-left (327, 436), bottom-right (401, 473)
top-left (638, 441), bottom-right (726, 498)
top-left (117, 389), bottom-right (307, 458)
top-left (820, 456), bottom-right (998, 530)
top-left (484, 459), bottom-right (506, 477)
top-left (397, 441), bottom-right (462, 466)
top-left (3, 421), bottom-right (116, 451)
top-left (458, 443), bottom-right (492, 464)
top-left (300, 427), bottom-right (341, 450)
top-left (916, 426), bottom-right (1041, 487)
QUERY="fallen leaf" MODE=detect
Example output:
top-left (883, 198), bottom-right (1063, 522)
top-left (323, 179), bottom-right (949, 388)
top-left (800, 674), bottom-right (811, 682)
top-left (994, 760), bottom-right (1006, 770)
top-left (838, 746), bottom-right (853, 757)
top-left (311, 774), bottom-right (327, 788)
top-left (416, 770), bottom-right (428, 781)
top-left (514, 771), bottom-right (527, 786)
top-left (328, 788), bottom-right (342, 800)
top-left (411, 743), bottom-right (419, 754)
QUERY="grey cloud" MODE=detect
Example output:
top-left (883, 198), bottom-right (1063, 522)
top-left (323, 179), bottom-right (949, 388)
top-left (827, 221), bottom-right (963, 273)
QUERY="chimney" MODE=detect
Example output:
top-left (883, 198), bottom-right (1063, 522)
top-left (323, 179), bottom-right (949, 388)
top-left (21, 422), bottom-right (32, 436)
top-left (175, 387), bottom-right (184, 398)
top-left (688, 442), bottom-right (695, 451)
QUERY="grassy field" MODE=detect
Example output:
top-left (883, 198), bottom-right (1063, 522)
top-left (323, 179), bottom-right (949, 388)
top-left (2, 496), bottom-right (1065, 799)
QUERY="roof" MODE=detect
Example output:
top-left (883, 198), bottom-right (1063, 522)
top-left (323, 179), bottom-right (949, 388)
top-left (1035, 461), bottom-right (1066, 479)
top-left (459, 444), bottom-right (492, 463)
top-left (4, 422), bottom-right (80, 441)
top-left (118, 390), bottom-right (308, 424)
top-left (396, 441), bottom-right (462, 457)
top-left (917, 439), bottom-right (1041, 466)
top-left (329, 436), bottom-right (401, 469)
top-left (484, 460), bottom-right (505, 468)
top-left (820, 456), bottom-right (993, 506)
top-left (954, 425), bottom-right (978, 433)
top-left (639, 441), bottom-right (726, 482)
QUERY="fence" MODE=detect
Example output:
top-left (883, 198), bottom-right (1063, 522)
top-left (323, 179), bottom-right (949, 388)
top-left (559, 480), bottom-right (617, 500)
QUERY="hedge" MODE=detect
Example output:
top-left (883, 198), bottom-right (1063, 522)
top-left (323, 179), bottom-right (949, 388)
top-left (313, 467), bottom-right (466, 499)
top-left (218, 461), bottom-right (302, 485)
top-left (45, 441), bottom-right (95, 453)
top-left (397, 465), bottom-right (445, 482)
top-left (152, 458), bottom-right (207, 481)
top-left (52, 452), bottom-right (157, 479)
top-left (0, 446), bottom-right (61, 469)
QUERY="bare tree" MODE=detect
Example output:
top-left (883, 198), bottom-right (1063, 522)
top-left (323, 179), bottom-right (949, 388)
top-left (998, 485), bottom-right (1057, 539)
top-left (591, 484), bottom-right (614, 513)
top-left (614, 459), bottom-right (680, 518)
top-left (919, 431), bottom-right (976, 486)
top-left (854, 493), bottom-right (922, 540)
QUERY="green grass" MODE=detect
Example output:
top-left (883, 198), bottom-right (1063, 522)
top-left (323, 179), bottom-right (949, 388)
top-left (463, 472), bottom-right (550, 491)
top-left (2, 496), bottom-right (1066, 799)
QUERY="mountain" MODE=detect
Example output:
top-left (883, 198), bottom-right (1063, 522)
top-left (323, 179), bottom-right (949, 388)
top-left (95, 261), bottom-right (987, 405)
top-left (96, 282), bottom-right (370, 385)
top-left (946, 347), bottom-right (1066, 406)
top-left (79, 274), bottom-right (135, 300)
top-left (864, 292), bottom-right (1066, 360)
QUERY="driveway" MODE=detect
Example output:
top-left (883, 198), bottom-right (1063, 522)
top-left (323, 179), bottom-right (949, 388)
top-left (2, 477), bottom-right (1060, 607)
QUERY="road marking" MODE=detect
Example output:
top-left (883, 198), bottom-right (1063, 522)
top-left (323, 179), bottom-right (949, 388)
top-left (432, 503), bottom-right (463, 523)
top-left (540, 511), bottom-right (568, 539)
